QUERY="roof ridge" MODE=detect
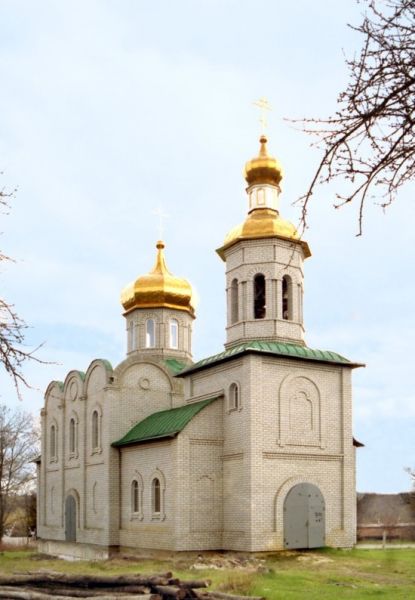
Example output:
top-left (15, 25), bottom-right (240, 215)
top-left (176, 340), bottom-right (363, 376)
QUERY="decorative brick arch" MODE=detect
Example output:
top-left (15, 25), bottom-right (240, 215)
top-left (273, 475), bottom-right (325, 533)
top-left (44, 381), bottom-right (64, 411)
top-left (149, 468), bottom-right (166, 521)
top-left (131, 471), bottom-right (144, 520)
top-left (48, 418), bottom-right (59, 462)
top-left (64, 488), bottom-right (80, 540)
top-left (90, 403), bottom-right (103, 454)
top-left (277, 373), bottom-right (324, 449)
top-left (68, 410), bottom-right (79, 459)
top-left (115, 358), bottom-right (175, 392)
top-left (247, 266), bottom-right (272, 280)
top-left (84, 359), bottom-right (113, 394)
top-left (63, 370), bottom-right (86, 402)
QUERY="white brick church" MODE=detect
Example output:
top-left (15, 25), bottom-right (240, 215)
top-left (37, 135), bottom-right (363, 558)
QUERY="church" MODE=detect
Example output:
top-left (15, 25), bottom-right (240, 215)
top-left (37, 134), bottom-right (363, 559)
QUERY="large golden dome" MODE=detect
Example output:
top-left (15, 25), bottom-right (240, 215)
top-left (217, 209), bottom-right (311, 260)
top-left (121, 241), bottom-right (195, 316)
top-left (244, 135), bottom-right (283, 186)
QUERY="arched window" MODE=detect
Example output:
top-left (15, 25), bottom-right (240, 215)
top-left (169, 319), bottom-right (178, 349)
top-left (146, 319), bottom-right (155, 348)
top-left (299, 283), bottom-right (303, 322)
top-left (254, 274), bottom-right (266, 319)
top-left (230, 278), bottom-right (239, 324)
top-left (132, 480), bottom-right (139, 513)
top-left (50, 424), bottom-right (56, 459)
top-left (130, 321), bottom-right (137, 351)
top-left (128, 321), bottom-right (133, 351)
top-left (229, 382), bottom-right (239, 410)
top-left (152, 477), bottom-right (161, 514)
top-left (282, 276), bottom-right (293, 320)
top-left (92, 410), bottom-right (99, 450)
top-left (69, 418), bottom-right (76, 455)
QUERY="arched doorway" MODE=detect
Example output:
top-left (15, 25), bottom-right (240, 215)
top-left (65, 494), bottom-right (77, 542)
top-left (283, 483), bottom-right (325, 549)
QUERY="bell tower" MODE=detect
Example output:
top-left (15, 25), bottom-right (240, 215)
top-left (217, 136), bottom-right (311, 348)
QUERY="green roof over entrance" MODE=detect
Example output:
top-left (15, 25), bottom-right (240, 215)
top-left (112, 397), bottom-right (218, 448)
top-left (177, 340), bottom-right (364, 375)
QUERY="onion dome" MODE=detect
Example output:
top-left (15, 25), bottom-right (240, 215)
top-left (121, 241), bottom-right (195, 317)
top-left (217, 209), bottom-right (311, 260)
top-left (244, 135), bottom-right (283, 186)
top-left (216, 135), bottom-right (311, 260)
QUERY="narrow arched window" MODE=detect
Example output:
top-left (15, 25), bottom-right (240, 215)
top-left (229, 383), bottom-right (239, 410)
top-left (152, 478), bottom-right (161, 513)
top-left (92, 410), bottom-right (99, 450)
top-left (282, 275), bottom-right (292, 320)
top-left (254, 274), bottom-right (266, 319)
top-left (130, 321), bottom-right (137, 351)
top-left (146, 319), bottom-right (155, 348)
top-left (132, 480), bottom-right (139, 513)
top-left (169, 319), bottom-right (178, 349)
top-left (230, 279), bottom-right (239, 324)
top-left (69, 418), bottom-right (76, 454)
top-left (50, 424), bottom-right (56, 459)
top-left (128, 321), bottom-right (133, 351)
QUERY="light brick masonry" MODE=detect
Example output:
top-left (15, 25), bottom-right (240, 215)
top-left (37, 142), bottom-right (361, 558)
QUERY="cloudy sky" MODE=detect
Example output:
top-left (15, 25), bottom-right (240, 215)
top-left (1, 0), bottom-right (413, 493)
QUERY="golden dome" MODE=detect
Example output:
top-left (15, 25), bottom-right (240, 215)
top-left (217, 208), bottom-right (311, 260)
top-left (121, 241), bottom-right (195, 317)
top-left (244, 135), bottom-right (283, 186)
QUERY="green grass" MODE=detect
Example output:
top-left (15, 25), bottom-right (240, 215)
top-left (0, 547), bottom-right (414, 599)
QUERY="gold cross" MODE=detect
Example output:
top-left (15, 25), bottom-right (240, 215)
top-left (152, 207), bottom-right (169, 239)
top-left (253, 97), bottom-right (272, 135)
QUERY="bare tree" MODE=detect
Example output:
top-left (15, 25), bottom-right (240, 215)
top-left (295, 0), bottom-right (415, 234)
top-left (0, 405), bottom-right (39, 540)
top-left (1, 181), bottom-right (45, 400)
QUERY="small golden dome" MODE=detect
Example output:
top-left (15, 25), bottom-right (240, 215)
top-left (121, 241), bottom-right (195, 317)
top-left (217, 209), bottom-right (311, 260)
top-left (244, 135), bottom-right (283, 186)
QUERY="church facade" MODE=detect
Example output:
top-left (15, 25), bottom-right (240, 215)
top-left (37, 136), bottom-right (362, 558)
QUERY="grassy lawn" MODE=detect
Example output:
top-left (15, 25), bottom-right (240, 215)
top-left (0, 546), bottom-right (414, 599)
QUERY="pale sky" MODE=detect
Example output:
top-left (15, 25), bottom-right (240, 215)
top-left (1, 0), bottom-right (414, 493)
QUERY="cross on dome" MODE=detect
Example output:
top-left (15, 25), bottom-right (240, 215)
top-left (152, 207), bottom-right (169, 240)
top-left (253, 97), bottom-right (272, 135)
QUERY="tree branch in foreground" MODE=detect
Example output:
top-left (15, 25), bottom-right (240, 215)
top-left (1, 179), bottom-right (51, 400)
top-left (291, 0), bottom-right (415, 235)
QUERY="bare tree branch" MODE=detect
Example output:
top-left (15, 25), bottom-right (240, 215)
top-left (290, 0), bottom-right (415, 235)
top-left (1, 177), bottom-right (51, 400)
top-left (0, 405), bottom-right (39, 539)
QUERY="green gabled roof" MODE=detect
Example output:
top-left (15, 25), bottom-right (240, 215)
top-left (112, 397), bottom-right (218, 447)
top-left (177, 340), bottom-right (364, 375)
top-left (164, 358), bottom-right (188, 375)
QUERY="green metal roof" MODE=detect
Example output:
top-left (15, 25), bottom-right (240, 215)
top-left (112, 397), bottom-right (218, 447)
top-left (164, 358), bottom-right (187, 375)
top-left (177, 340), bottom-right (363, 375)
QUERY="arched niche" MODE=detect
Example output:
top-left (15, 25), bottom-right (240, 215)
top-left (278, 374), bottom-right (323, 448)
